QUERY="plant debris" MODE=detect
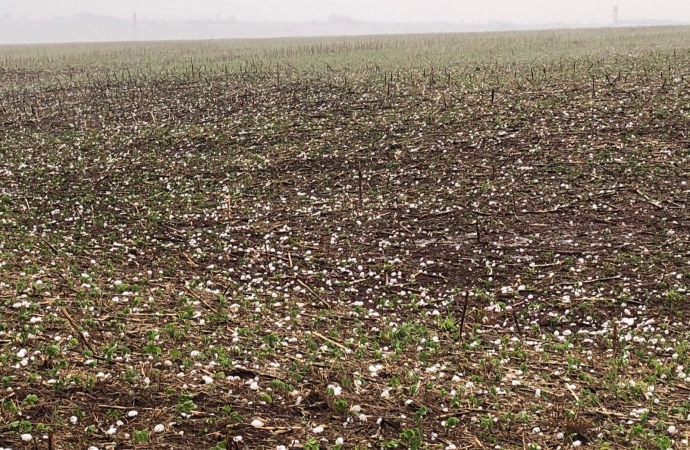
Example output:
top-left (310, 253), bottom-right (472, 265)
top-left (1, 28), bottom-right (690, 450)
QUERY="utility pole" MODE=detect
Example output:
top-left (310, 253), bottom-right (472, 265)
top-left (133, 13), bottom-right (139, 41)
top-left (612, 6), bottom-right (619, 26)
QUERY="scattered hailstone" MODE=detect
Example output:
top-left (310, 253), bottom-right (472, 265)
top-left (335, 437), bottom-right (344, 445)
top-left (312, 426), bottom-right (324, 434)
top-left (277, 446), bottom-right (287, 450)
top-left (127, 410), bottom-right (138, 418)
top-left (69, 416), bottom-right (78, 424)
top-left (202, 375), bottom-right (214, 384)
top-left (249, 381), bottom-right (259, 390)
top-left (21, 434), bottom-right (32, 442)
top-left (668, 425), bottom-right (678, 435)
top-left (154, 424), bottom-right (165, 433)
top-left (572, 441), bottom-right (581, 447)
top-left (251, 419), bottom-right (265, 428)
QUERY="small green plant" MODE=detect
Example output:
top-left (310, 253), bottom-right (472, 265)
top-left (21, 394), bottom-right (38, 408)
top-left (132, 429), bottom-right (149, 443)
top-left (177, 393), bottom-right (197, 414)
top-left (445, 416), bottom-right (459, 428)
top-left (221, 405), bottom-right (244, 423)
top-left (303, 437), bottom-right (320, 450)
top-left (399, 428), bottom-right (423, 450)
top-left (10, 420), bottom-right (33, 433)
top-left (333, 398), bottom-right (349, 413)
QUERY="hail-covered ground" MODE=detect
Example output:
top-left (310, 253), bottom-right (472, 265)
top-left (1, 29), bottom-right (690, 450)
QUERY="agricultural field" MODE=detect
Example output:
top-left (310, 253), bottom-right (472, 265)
top-left (1, 26), bottom-right (690, 450)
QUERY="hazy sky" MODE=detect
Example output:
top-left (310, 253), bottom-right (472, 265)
top-left (2, 0), bottom-right (689, 24)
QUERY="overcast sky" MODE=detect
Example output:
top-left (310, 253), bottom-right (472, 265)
top-left (2, 0), bottom-right (689, 24)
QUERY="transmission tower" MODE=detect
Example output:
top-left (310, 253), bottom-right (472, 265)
top-left (133, 13), bottom-right (139, 41)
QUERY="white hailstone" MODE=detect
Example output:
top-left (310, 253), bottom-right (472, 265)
top-left (249, 381), bottom-right (259, 390)
top-left (233, 436), bottom-right (243, 443)
top-left (106, 427), bottom-right (117, 435)
top-left (312, 426), bottom-right (324, 434)
top-left (335, 437), bottom-right (344, 445)
top-left (127, 410), bottom-right (138, 418)
top-left (69, 416), bottom-right (78, 424)
top-left (202, 376), bottom-right (214, 384)
top-left (190, 350), bottom-right (200, 357)
top-left (251, 419), bottom-right (265, 428)
top-left (328, 385), bottom-right (342, 396)
top-left (88, 447), bottom-right (100, 450)
top-left (572, 440), bottom-right (582, 447)
top-left (154, 424), bottom-right (165, 433)
top-left (535, 389), bottom-right (541, 397)
top-left (557, 432), bottom-right (564, 439)
top-left (349, 405), bottom-right (361, 413)
top-left (17, 349), bottom-right (27, 358)
top-left (668, 425), bottom-right (678, 435)
top-left (446, 445), bottom-right (457, 450)
top-left (647, 385), bottom-right (655, 393)
top-left (452, 375), bottom-right (461, 382)
top-left (358, 414), bottom-right (367, 422)
top-left (21, 433), bottom-right (32, 441)
top-left (532, 427), bottom-right (541, 434)
top-left (276, 446), bottom-right (287, 450)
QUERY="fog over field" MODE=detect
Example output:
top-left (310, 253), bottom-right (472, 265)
top-left (1, 0), bottom-right (689, 44)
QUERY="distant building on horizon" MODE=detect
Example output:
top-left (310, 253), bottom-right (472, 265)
top-left (133, 13), bottom-right (138, 41)
top-left (613, 6), bottom-right (619, 26)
